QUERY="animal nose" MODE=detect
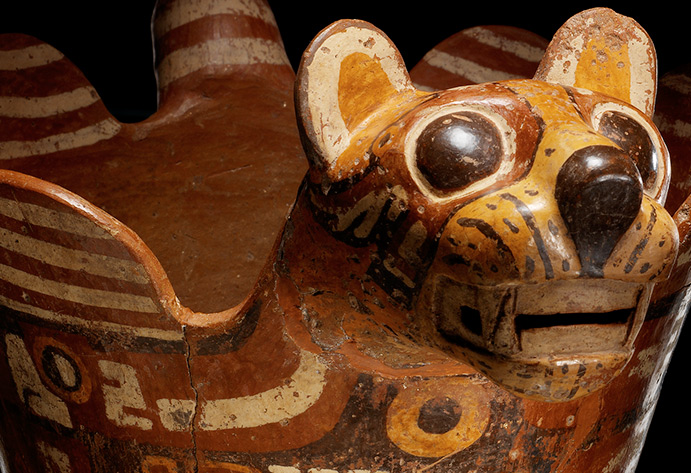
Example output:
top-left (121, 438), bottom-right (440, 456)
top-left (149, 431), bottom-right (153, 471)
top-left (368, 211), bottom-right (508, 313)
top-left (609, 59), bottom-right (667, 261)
top-left (555, 145), bottom-right (643, 278)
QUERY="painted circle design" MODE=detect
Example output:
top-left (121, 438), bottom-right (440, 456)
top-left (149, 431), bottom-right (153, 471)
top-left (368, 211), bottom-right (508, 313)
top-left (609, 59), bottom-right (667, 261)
top-left (41, 346), bottom-right (82, 392)
top-left (33, 337), bottom-right (92, 404)
top-left (386, 377), bottom-right (490, 457)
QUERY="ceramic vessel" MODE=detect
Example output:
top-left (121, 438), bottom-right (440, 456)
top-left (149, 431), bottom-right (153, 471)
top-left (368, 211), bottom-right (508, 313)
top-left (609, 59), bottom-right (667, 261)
top-left (0, 2), bottom-right (689, 472)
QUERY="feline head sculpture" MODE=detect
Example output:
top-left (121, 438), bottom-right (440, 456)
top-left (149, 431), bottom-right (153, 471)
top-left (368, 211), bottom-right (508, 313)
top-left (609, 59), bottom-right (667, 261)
top-left (294, 8), bottom-right (679, 401)
top-left (0, 3), bottom-right (688, 471)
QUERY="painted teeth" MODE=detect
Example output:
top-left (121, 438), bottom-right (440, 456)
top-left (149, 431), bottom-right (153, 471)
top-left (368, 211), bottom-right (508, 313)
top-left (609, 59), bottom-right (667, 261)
top-left (433, 276), bottom-right (649, 358)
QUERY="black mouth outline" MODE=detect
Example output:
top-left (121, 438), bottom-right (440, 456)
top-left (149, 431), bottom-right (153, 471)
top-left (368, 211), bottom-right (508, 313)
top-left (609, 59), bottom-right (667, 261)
top-left (513, 307), bottom-right (636, 346)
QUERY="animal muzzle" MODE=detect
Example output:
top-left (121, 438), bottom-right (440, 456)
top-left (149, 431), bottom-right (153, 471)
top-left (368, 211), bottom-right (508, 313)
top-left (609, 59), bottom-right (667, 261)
top-left (556, 145), bottom-right (644, 278)
top-left (417, 143), bottom-right (678, 401)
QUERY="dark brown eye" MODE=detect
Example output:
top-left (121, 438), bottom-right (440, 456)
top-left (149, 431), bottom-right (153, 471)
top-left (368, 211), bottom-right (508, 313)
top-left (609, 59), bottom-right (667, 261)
top-left (415, 112), bottom-right (503, 192)
top-left (597, 111), bottom-right (658, 192)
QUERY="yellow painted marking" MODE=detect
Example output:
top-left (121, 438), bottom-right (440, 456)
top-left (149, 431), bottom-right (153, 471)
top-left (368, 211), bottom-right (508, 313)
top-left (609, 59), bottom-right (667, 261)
top-left (575, 38), bottom-right (632, 107)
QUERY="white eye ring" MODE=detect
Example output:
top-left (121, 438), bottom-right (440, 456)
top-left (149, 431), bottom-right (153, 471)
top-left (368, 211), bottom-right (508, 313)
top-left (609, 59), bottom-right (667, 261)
top-left (405, 104), bottom-right (516, 202)
top-left (591, 101), bottom-right (669, 203)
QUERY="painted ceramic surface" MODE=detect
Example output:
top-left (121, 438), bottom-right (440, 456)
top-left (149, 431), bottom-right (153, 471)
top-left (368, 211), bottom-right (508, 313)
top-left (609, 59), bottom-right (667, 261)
top-left (0, 2), bottom-right (689, 472)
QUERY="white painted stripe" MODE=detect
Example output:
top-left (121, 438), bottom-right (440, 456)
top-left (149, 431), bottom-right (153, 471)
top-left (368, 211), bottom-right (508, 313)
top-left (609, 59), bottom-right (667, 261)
top-left (349, 470), bottom-right (389, 473)
top-left (422, 49), bottom-right (523, 84)
top-left (0, 263), bottom-right (159, 313)
top-left (662, 72), bottom-right (691, 96)
top-left (0, 118), bottom-right (121, 160)
top-left (654, 114), bottom-right (691, 140)
top-left (268, 467), bottom-right (300, 473)
top-left (462, 26), bottom-right (545, 62)
top-left (0, 227), bottom-right (150, 284)
top-left (0, 294), bottom-right (183, 341)
top-left (412, 82), bottom-right (436, 92)
top-left (0, 44), bottom-right (64, 71)
top-left (200, 350), bottom-right (327, 430)
top-left (155, 0), bottom-right (277, 37)
top-left (0, 86), bottom-right (100, 118)
top-left (268, 467), bottom-right (389, 473)
top-left (157, 37), bottom-right (289, 88)
top-left (0, 196), bottom-right (114, 240)
top-left (5, 334), bottom-right (73, 428)
top-left (0, 435), bottom-right (9, 473)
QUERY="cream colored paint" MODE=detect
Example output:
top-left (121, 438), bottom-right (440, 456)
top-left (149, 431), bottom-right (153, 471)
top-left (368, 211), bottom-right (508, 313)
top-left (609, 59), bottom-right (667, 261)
top-left (199, 350), bottom-right (327, 430)
top-left (628, 287), bottom-right (691, 471)
top-left (37, 441), bottom-right (71, 473)
top-left (156, 398), bottom-right (196, 431)
top-left (661, 72), bottom-right (691, 95)
top-left (269, 468), bottom-right (388, 473)
top-left (0, 86), bottom-right (99, 118)
top-left (332, 190), bottom-right (388, 238)
top-left (382, 255), bottom-right (415, 289)
top-left (0, 196), bottom-right (114, 240)
top-left (539, 20), bottom-right (654, 117)
top-left (5, 334), bottom-right (72, 428)
top-left (404, 103), bottom-right (517, 203)
top-left (538, 35), bottom-right (584, 87)
top-left (0, 44), bottom-right (64, 71)
top-left (422, 49), bottom-right (524, 84)
top-left (654, 114), bottom-right (691, 142)
top-left (99, 360), bottom-right (154, 430)
top-left (0, 263), bottom-right (160, 313)
top-left (157, 37), bottom-right (289, 89)
top-left (463, 26), bottom-right (545, 62)
top-left (154, 0), bottom-right (277, 37)
top-left (627, 27), bottom-right (656, 117)
top-left (514, 279), bottom-right (641, 315)
top-left (327, 185), bottom-right (406, 239)
top-left (53, 353), bottom-right (78, 388)
top-left (398, 220), bottom-right (427, 265)
top-left (0, 119), bottom-right (121, 160)
top-left (0, 295), bottom-right (183, 342)
top-left (0, 227), bottom-right (150, 284)
top-left (304, 25), bottom-right (412, 166)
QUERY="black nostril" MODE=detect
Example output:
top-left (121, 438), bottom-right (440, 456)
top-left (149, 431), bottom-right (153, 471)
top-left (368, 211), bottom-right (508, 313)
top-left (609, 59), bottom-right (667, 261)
top-left (556, 145), bottom-right (643, 278)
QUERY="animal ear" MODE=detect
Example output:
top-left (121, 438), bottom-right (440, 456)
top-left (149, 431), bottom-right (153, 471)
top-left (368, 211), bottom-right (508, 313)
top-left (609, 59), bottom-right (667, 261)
top-left (534, 8), bottom-right (657, 117)
top-left (295, 20), bottom-right (419, 181)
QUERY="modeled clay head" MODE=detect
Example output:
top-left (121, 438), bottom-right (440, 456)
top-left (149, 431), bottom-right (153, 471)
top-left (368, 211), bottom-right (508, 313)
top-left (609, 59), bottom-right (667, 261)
top-left (295, 8), bottom-right (678, 402)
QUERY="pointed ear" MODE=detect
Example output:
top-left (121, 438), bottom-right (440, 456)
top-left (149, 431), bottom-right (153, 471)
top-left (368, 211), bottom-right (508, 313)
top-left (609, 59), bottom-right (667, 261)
top-left (295, 20), bottom-right (419, 181)
top-left (534, 8), bottom-right (657, 117)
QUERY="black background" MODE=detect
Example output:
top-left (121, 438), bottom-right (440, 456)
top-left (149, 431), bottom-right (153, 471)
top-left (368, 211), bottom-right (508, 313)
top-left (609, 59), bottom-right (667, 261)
top-left (1, 1), bottom-right (687, 470)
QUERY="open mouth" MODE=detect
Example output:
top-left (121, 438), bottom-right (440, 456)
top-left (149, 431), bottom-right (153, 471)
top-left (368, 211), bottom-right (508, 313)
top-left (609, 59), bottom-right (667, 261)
top-left (432, 276), bottom-right (649, 359)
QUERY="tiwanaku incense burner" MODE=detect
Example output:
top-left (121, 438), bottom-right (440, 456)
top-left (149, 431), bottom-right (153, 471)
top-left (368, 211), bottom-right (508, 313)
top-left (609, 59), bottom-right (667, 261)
top-left (1, 2), bottom-right (689, 472)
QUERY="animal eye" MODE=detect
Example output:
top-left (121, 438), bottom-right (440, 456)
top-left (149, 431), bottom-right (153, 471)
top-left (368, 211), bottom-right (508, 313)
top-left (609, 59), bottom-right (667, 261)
top-left (415, 112), bottom-right (504, 192)
top-left (596, 111), bottom-right (658, 190)
top-left (591, 105), bottom-right (667, 201)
